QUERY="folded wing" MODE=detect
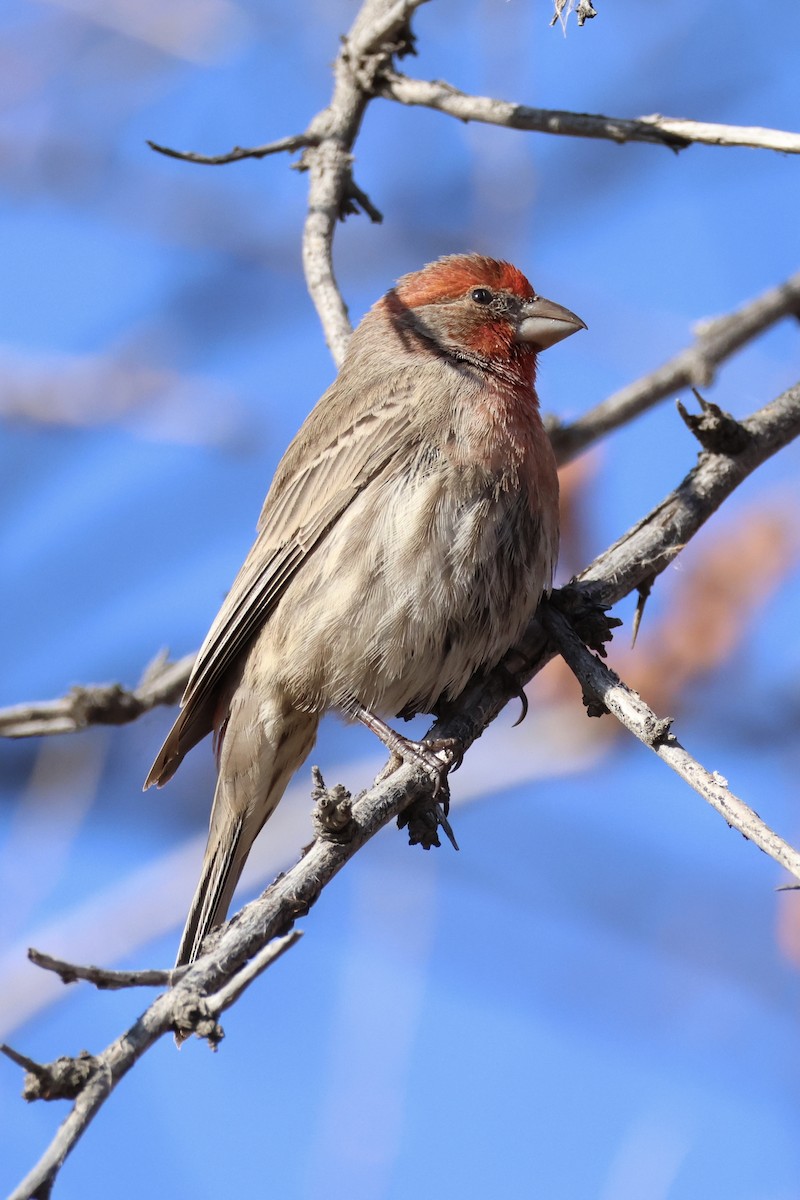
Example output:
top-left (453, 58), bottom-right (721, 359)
top-left (144, 384), bottom-right (418, 788)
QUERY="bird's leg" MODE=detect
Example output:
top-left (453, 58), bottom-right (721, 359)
top-left (353, 704), bottom-right (461, 790)
top-left (353, 704), bottom-right (460, 851)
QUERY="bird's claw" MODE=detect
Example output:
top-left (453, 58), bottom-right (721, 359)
top-left (414, 735), bottom-right (464, 788)
top-left (354, 706), bottom-right (462, 850)
top-left (395, 738), bottom-right (461, 852)
top-left (495, 663), bottom-right (530, 726)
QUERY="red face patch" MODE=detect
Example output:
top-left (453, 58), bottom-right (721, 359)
top-left (394, 254), bottom-right (535, 309)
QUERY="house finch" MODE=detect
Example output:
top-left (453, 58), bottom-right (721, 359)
top-left (146, 253), bottom-right (585, 967)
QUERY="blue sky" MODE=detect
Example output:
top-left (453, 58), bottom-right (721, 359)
top-left (1, 2), bottom-right (799, 1197)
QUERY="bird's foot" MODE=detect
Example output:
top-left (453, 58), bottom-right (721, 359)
top-left (354, 705), bottom-right (460, 793)
top-left (354, 705), bottom-right (461, 851)
top-left (396, 734), bottom-right (463, 789)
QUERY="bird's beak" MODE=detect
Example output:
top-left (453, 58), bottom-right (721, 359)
top-left (516, 296), bottom-right (587, 350)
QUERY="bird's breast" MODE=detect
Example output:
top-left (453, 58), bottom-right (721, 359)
top-left (262, 425), bottom-right (558, 719)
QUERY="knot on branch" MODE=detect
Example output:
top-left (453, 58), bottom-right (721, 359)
top-left (2, 1045), bottom-right (101, 1102)
top-left (581, 689), bottom-right (609, 719)
top-left (548, 585), bottom-right (622, 657)
top-left (635, 115), bottom-right (692, 153)
top-left (311, 767), bottom-right (355, 842)
top-left (69, 683), bottom-right (144, 728)
top-left (677, 390), bottom-right (751, 454)
top-left (340, 18), bottom-right (417, 97)
top-left (397, 794), bottom-right (444, 850)
top-left (172, 995), bottom-right (225, 1049)
top-left (643, 715), bottom-right (675, 747)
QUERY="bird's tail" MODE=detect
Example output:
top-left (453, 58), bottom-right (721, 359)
top-left (175, 793), bottom-right (248, 968)
top-left (175, 690), bottom-right (319, 968)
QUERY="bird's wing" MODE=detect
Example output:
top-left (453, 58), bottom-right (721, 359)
top-left (145, 383), bottom-right (419, 786)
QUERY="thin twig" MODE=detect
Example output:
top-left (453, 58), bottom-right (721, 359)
top-left (379, 70), bottom-right (800, 155)
top-left (147, 133), bottom-right (313, 166)
top-left (146, 2), bottom-right (428, 362)
top-left (549, 270), bottom-right (800, 464)
top-left (541, 604), bottom-right (800, 878)
top-left (27, 949), bottom-right (186, 991)
top-left (1, 1044), bottom-right (47, 1076)
top-left (206, 930), bottom-right (303, 1015)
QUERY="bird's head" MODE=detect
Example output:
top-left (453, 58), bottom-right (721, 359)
top-left (381, 254), bottom-right (585, 379)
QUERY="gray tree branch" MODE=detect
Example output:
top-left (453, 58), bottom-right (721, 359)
top-left (149, 1), bottom-right (430, 362)
top-left (541, 604), bottom-right (800, 880)
top-left (298, 0), bottom-right (432, 363)
top-left (549, 271), bottom-right (800, 464)
top-left (26, 949), bottom-right (186, 991)
top-left (379, 69), bottom-right (800, 155)
top-left (0, 652), bottom-right (193, 739)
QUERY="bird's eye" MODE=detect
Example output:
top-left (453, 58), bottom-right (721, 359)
top-left (470, 287), bottom-right (493, 305)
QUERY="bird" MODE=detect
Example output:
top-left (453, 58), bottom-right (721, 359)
top-left (145, 253), bottom-right (585, 967)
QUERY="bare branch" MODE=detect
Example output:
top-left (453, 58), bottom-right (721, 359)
top-left (299, 0), bottom-right (430, 362)
top-left (145, 1), bottom-right (799, 364)
top-left (205, 930), bottom-right (303, 1016)
top-left (379, 70), bottom-right (800, 155)
top-left (145, 1), bottom-right (428, 361)
top-left (1, 1043), bottom-right (47, 1076)
top-left (576, 380), bottom-right (800, 605)
top-left (147, 133), bottom-right (313, 166)
top-left (549, 271), bottom-right (800, 464)
top-left (542, 604), bottom-right (800, 878)
top-left (3, 1047), bottom-right (102, 1105)
top-left (7, 779), bottom-right (422, 1200)
top-left (9, 1050), bottom-right (114, 1200)
top-left (27, 949), bottom-right (185, 991)
top-left (0, 652), bottom-right (193, 739)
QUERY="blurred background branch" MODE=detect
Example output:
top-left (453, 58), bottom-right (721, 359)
top-left (0, 653), bottom-right (193, 739)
